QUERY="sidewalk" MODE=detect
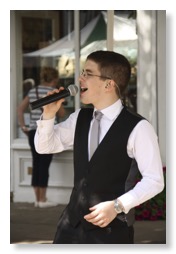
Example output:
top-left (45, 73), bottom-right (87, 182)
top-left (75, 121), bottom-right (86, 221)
top-left (10, 202), bottom-right (166, 244)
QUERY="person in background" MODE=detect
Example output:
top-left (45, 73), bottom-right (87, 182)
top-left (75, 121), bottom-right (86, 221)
top-left (17, 66), bottom-right (65, 208)
top-left (34, 51), bottom-right (164, 243)
top-left (23, 78), bottom-right (35, 98)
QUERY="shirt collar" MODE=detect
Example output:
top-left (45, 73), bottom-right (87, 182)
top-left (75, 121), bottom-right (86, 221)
top-left (95, 99), bottom-right (123, 121)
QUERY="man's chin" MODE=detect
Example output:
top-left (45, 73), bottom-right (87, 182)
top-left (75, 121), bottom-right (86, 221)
top-left (80, 98), bottom-right (90, 105)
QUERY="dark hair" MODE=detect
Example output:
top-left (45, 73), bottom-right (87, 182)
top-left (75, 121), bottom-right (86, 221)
top-left (86, 50), bottom-right (131, 94)
top-left (40, 66), bottom-right (59, 83)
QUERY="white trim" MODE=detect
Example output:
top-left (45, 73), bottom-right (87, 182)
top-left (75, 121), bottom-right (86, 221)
top-left (137, 10), bottom-right (157, 131)
top-left (156, 11), bottom-right (166, 165)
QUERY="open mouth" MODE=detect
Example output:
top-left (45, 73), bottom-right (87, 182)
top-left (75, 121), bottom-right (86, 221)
top-left (80, 87), bottom-right (88, 93)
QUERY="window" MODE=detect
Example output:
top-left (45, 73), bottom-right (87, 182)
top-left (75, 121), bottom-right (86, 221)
top-left (16, 10), bottom-right (137, 138)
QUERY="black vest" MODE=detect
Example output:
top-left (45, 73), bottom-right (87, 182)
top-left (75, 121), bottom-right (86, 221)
top-left (67, 107), bottom-right (143, 230)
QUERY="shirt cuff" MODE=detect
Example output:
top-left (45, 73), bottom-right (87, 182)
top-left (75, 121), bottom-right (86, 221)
top-left (36, 117), bottom-right (55, 134)
top-left (117, 191), bottom-right (140, 214)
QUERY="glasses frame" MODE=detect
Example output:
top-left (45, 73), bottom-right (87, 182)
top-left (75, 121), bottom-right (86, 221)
top-left (80, 70), bottom-right (111, 80)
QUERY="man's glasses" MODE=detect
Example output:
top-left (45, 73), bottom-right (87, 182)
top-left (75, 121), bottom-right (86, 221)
top-left (80, 69), bottom-right (121, 98)
top-left (80, 70), bottom-right (111, 80)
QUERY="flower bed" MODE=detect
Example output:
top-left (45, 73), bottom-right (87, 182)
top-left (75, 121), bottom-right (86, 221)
top-left (135, 167), bottom-right (166, 220)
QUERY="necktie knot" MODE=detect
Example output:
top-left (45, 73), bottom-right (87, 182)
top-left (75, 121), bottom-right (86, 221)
top-left (94, 111), bottom-right (103, 121)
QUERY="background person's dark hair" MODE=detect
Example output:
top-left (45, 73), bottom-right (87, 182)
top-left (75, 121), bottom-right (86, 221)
top-left (40, 66), bottom-right (59, 83)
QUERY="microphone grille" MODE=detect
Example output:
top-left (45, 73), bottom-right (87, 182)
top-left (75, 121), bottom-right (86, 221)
top-left (68, 85), bottom-right (78, 96)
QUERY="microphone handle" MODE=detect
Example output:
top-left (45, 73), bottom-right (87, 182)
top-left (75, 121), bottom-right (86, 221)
top-left (30, 89), bottom-right (70, 110)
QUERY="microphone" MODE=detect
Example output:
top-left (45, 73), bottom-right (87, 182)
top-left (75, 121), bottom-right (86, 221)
top-left (30, 84), bottom-right (78, 110)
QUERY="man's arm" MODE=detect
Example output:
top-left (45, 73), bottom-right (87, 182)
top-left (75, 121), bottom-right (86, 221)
top-left (118, 119), bottom-right (164, 213)
top-left (34, 109), bottom-right (80, 154)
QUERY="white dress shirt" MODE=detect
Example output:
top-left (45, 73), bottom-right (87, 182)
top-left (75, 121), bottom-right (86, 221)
top-left (35, 100), bottom-right (164, 213)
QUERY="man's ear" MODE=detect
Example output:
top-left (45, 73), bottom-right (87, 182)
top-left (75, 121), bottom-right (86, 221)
top-left (105, 81), bottom-right (111, 89)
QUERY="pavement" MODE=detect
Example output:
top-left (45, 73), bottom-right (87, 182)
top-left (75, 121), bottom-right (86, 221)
top-left (10, 202), bottom-right (166, 244)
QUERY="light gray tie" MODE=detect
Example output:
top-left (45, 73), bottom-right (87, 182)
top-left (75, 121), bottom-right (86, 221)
top-left (89, 111), bottom-right (103, 159)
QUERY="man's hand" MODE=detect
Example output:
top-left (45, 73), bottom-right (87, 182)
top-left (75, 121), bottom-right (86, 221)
top-left (42, 87), bottom-right (65, 120)
top-left (84, 200), bottom-right (117, 228)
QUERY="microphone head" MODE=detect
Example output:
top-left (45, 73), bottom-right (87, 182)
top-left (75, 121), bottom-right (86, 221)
top-left (68, 85), bottom-right (79, 96)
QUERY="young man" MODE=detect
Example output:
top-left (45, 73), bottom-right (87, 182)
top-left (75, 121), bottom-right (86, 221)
top-left (34, 51), bottom-right (164, 244)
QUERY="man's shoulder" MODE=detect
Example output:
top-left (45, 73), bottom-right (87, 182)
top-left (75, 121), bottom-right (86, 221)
top-left (124, 107), bottom-right (145, 121)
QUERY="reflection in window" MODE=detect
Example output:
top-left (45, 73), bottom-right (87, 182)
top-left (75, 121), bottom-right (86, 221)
top-left (20, 10), bottom-right (137, 138)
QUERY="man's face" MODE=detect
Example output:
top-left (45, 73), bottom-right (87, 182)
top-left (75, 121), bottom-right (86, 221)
top-left (79, 60), bottom-right (106, 108)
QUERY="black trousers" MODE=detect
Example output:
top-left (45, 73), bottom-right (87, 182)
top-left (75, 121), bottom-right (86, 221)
top-left (28, 129), bottom-right (53, 187)
top-left (53, 207), bottom-right (134, 244)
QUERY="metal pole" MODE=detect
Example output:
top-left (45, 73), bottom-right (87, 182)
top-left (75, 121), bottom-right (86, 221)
top-left (107, 10), bottom-right (114, 50)
top-left (74, 10), bottom-right (80, 110)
